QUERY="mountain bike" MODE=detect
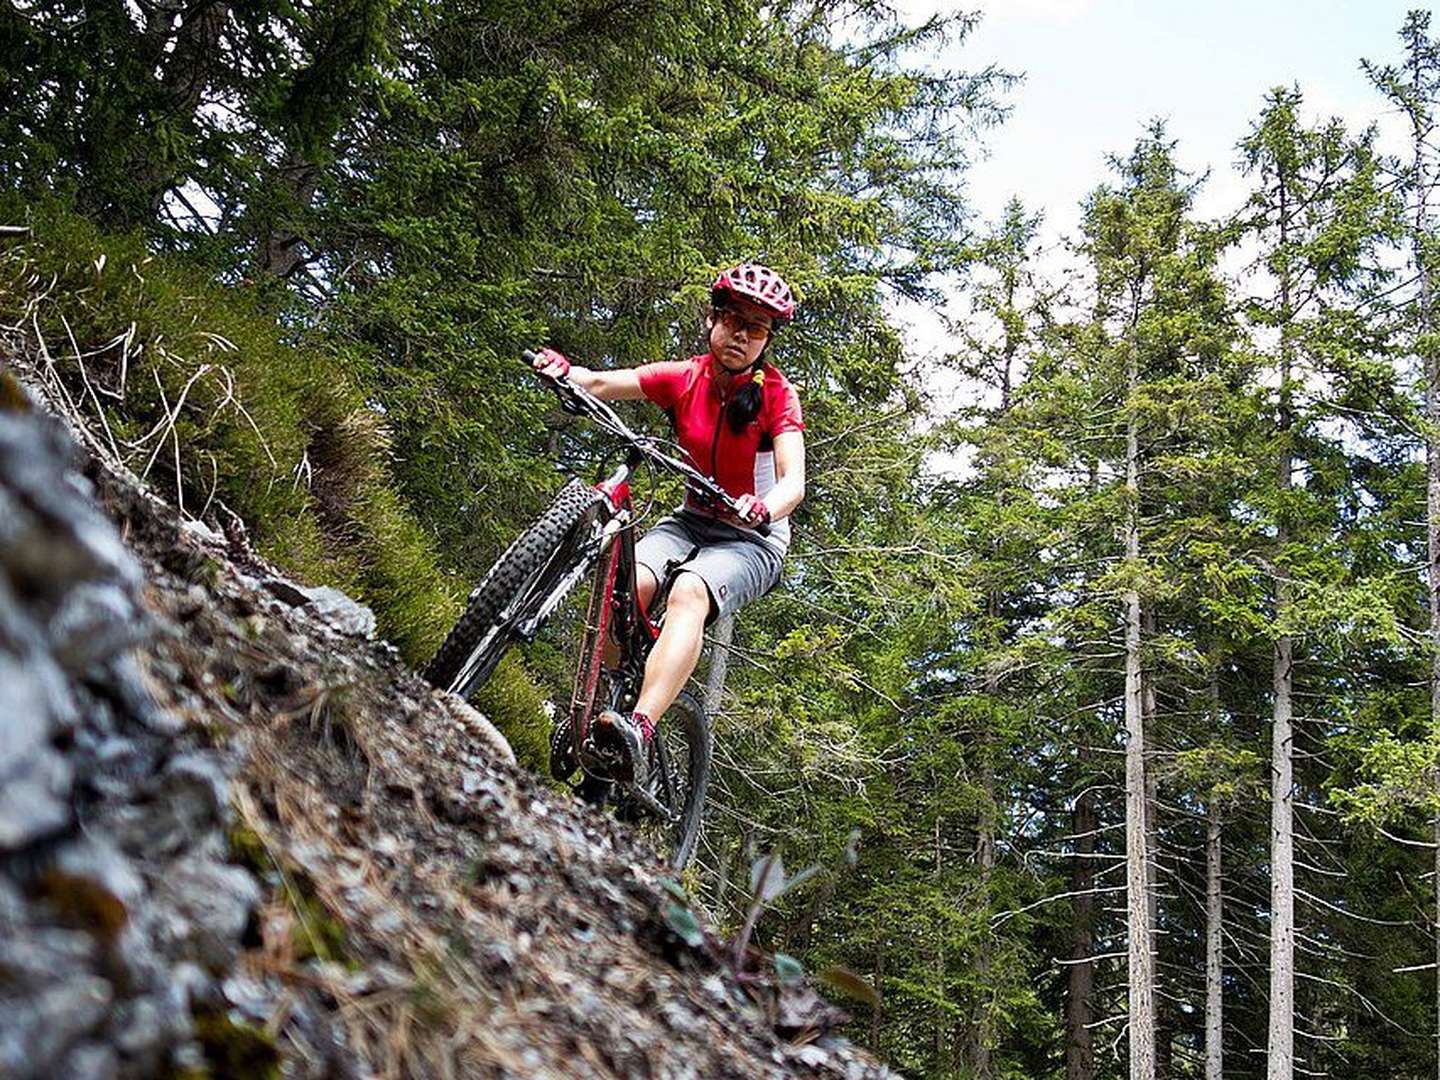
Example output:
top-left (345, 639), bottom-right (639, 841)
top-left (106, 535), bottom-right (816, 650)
top-left (423, 351), bottom-right (768, 870)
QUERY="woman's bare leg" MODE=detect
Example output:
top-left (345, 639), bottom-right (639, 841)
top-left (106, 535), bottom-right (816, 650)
top-left (635, 572), bottom-right (710, 721)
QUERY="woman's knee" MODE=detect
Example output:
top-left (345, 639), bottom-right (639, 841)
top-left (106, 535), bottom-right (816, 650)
top-left (668, 571), bottom-right (713, 616)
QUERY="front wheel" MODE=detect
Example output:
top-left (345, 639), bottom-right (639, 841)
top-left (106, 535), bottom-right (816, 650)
top-left (423, 480), bottom-right (604, 700)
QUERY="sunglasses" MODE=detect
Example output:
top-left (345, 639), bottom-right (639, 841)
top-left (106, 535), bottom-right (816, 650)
top-left (716, 308), bottom-right (774, 340)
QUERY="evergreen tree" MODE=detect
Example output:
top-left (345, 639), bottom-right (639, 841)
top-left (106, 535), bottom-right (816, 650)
top-left (1236, 84), bottom-right (1403, 1080)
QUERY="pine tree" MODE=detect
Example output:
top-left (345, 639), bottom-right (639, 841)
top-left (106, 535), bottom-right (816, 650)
top-left (1366, 14), bottom-right (1440, 1079)
top-left (1237, 84), bottom-right (1402, 1080)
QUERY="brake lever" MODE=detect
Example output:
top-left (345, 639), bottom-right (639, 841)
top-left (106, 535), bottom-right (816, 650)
top-left (687, 483), bottom-right (772, 538)
top-left (555, 382), bottom-right (586, 415)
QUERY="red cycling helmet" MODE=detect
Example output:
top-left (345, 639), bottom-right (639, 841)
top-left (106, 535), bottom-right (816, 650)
top-left (711, 263), bottom-right (796, 324)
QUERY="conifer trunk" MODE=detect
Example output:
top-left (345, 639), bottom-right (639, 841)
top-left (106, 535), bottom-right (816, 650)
top-left (1411, 36), bottom-right (1440, 1080)
top-left (1142, 618), bottom-right (1166, 1078)
top-left (1267, 436), bottom-right (1296, 1080)
top-left (934, 816), bottom-right (946, 1066)
top-left (969, 753), bottom-right (997, 1079)
top-left (1068, 785), bottom-right (1097, 1080)
top-left (1125, 334), bottom-right (1156, 1080)
top-left (703, 615), bottom-right (735, 719)
top-left (1267, 187), bottom-right (1296, 1080)
top-left (1206, 800), bottom-right (1224, 1080)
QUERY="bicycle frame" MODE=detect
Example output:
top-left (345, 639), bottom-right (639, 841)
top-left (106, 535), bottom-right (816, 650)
top-left (566, 452), bottom-right (662, 773)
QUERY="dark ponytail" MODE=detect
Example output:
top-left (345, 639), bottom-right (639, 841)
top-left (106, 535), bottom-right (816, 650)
top-left (726, 363), bottom-right (767, 432)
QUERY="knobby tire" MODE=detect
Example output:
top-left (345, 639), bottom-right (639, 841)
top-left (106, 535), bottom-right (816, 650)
top-left (627, 690), bottom-right (711, 873)
top-left (423, 479), bottom-right (604, 700)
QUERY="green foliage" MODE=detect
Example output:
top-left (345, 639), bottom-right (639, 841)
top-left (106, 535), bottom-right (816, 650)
top-left (473, 652), bottom-right (554, 775)
top-left (0, 200), bottom-right (462, 662)
top-left (190, 1009), bottom-right (283, 1080)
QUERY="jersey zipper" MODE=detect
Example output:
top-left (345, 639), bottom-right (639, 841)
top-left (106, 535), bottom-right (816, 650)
top-left (709, 391), bottom-right (727, 480)
top-left (701, 379), bottom-right (730, 516)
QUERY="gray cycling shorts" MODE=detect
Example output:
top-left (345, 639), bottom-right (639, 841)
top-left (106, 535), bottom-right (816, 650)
top-left (635, 510), bottom-right (783, 623)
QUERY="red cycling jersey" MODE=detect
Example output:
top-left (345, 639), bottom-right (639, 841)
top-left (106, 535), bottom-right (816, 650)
top-left (636, 353), bottom-right (804, 552)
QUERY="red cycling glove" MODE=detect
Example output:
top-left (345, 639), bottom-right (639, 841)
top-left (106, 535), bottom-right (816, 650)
top-left (535, 347), bottom-right (571, 378)
top-left (738, 498), bottom-right (771, 527)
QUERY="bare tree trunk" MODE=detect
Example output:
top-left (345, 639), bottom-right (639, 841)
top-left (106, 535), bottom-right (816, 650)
top-left (1068, 785), bottom-right (1097, 1080)
top-left (1142, 618), bottom-right (1166, 1079)
top-left (1125, 336), bottom-right (1155, 1080)
top-left (969, 754), bottom-right (997, 1079)
top-left (1267, 192), bottom-right (1296, 1080)
top-left (257, 150), bottom-right (320, 279)
top-left (703, 615), bottom-right (735, 718)
top-left (934, 816), bottom-right (946, 1067)
top-left (1267, 472), bottom-right (1296, 1080)
top-left (1412, 37), bottom-right (1440, 1080)
top-left (791, 871), bottom-right (836, 954)
top-left (1206, 800), bottom-right (1224, 1080)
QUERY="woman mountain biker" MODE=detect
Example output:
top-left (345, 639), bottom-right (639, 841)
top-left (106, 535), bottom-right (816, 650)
top-left (532, 263), bottom-right (806, 789)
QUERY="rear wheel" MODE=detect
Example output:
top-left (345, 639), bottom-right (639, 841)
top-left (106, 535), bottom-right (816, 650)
top-left (423, 480), bottom-right (604, 700)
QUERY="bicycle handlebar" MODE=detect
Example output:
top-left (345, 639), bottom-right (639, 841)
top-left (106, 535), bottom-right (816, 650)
top-left (522, 350), bottom-right (771, 537)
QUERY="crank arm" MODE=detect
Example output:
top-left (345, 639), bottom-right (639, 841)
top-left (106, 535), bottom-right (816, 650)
top-left (625, 783), bottom-right (678, 825)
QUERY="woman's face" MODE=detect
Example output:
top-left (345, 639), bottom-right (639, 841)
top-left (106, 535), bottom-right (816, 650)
top-left (708, 297), bottom-right (775, 372)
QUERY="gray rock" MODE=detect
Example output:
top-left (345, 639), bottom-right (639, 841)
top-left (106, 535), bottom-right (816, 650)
top-left (161, 753), bottom-right (230, 820)
top-left (0, 928), bottom-right (97, 982)
top-left (103, 753), bottom-right (230, 856)
top-left (56, 837), bottom-right (146, 909)
top-left (0, 653), bottom-right (57, 764)
top-left (223, 972), bottom-right (279, 1023)
top-left (110, 653), bottom-right (186, 735)
top-left (0, 490), bottom-right (135, 597)
top-left (56, 1042), bottom-right (118, 1080)
top-left (155, 856), bottom-right (260, 970)
top-left (0, 877), bottom-right (25, 931)
top-left (88, 734), bottom-right (153, 798)
top-left (47, 583), bottom-right (146, 673)
top-left (179, 517), bottom-right (223, 545)
top-left (172, 961), bottom-right (218, 1009)
top-left (261, 575), bottom-right (311, 607)
top-left (0, 746), bottom-right (72, 850)
top-left (111, 996), bottom-right (166, 1056)
top-left (0, 974), bottom-right (113, 1077)
top-left (110, 918), bottom-right (168, 987)
top-left (303, 585), bottom-right (378, 639)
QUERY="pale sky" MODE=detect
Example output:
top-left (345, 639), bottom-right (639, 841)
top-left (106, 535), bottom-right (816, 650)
top-left (956, 0), bottom-right (1424, 235)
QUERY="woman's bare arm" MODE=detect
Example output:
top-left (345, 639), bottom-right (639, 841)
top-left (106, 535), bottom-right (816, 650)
top-left (567, 366), bottom-right (645, 401)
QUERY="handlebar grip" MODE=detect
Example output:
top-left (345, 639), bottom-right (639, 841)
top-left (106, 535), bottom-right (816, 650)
top-left (522, 349), bottom-right (540, 365)
top-left (754, 520), bottom-right (772, 538)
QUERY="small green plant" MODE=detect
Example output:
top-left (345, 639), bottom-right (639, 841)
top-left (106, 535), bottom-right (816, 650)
top-left (191, 1009), bottom-right (282, 1079)
top-left (663, 829), bottom-right (879, 1008)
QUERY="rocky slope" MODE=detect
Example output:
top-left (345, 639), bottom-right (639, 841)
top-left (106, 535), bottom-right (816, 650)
top-left (0, 368), bottom-right (895, 1080)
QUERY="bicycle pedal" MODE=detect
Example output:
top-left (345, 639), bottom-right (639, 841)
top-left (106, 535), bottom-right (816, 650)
top-left (579, 735), bottom-right (621, 776)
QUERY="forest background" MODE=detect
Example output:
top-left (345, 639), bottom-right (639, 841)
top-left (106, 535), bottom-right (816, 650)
top-left (6, 2), bottom-right (1440, 1077)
